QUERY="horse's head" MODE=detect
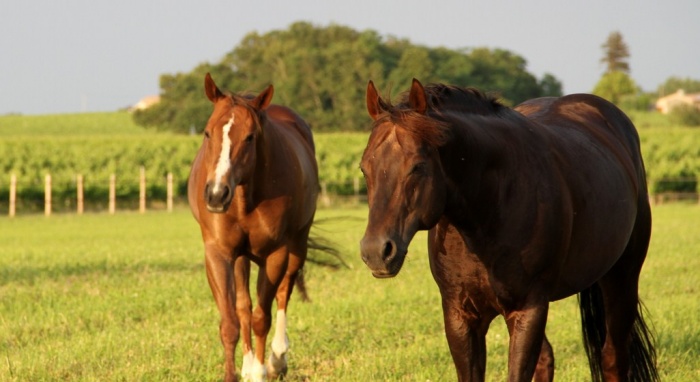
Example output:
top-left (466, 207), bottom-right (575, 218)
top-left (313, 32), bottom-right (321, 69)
top-left (360, 79), bottom-right (449, 278)
top-left (200, 73), bottom-right (273, 213)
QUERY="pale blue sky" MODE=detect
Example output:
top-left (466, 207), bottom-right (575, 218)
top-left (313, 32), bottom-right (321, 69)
top-left (1, 0), bottom-right (698, 115)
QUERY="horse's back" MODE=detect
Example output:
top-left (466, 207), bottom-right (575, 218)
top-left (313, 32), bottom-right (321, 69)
top-left (266, 105), bottom-right (316, 153)
top-left (516, 94), bottom-right (647, 192)
top-left (264, 105), bottom-right (319, 229)
top-left (515, 94), bottom-right (650, 296)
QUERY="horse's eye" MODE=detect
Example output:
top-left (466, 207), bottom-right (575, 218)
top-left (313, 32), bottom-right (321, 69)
top-left (204, 131), bottom-right (210, 139)
top-left (410, 162), bottom-right (427, 176)
top-left (244, 133), bottom-right (254, 143)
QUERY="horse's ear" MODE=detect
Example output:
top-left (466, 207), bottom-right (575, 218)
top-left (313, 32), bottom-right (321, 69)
top-left (366, 80), bottom-right (385, 121)
top-left (409, 78), bottom-right (427, 114)
top-left (204, 73), bottom-right (224, 103)
top-left (251, 84), bottom-right (274, 110)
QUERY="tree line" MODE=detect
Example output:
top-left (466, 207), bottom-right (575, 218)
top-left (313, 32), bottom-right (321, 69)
top-left (134, 22), bottom-right (562, 133)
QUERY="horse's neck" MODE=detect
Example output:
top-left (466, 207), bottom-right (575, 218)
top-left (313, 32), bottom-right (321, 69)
top-left (234, 130), bottom-right (271, 215)
top-left (439, 116), bottom-right (517, 229)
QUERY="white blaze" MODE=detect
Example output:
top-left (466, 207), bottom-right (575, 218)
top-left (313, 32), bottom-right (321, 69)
top-left (213, 115), bottom-right (235, 188)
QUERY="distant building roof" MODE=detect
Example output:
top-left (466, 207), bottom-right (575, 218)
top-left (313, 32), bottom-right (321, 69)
top-left (130, 95), bottom-right (160, 112)
top-left (655, 89), bottom-right (700, 114)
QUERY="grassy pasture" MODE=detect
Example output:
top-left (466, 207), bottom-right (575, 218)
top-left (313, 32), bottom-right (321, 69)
top-left (0, 205), bottom-right (698, 381)
top-left (0, 112), bottom-right (147, 137)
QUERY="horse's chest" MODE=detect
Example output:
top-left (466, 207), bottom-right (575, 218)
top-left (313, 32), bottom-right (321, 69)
top-left (222, 213), bottom-right (288, 257)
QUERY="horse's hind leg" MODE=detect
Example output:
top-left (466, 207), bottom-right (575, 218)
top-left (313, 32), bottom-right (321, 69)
top-left (597, 204), bottom-right (657, 382)
top-left (267, 229), bottom-right (309, 379)
top-left (267, 251), bottom-right (305, 378)
top-left (534, 334), bottom-right (554, 382)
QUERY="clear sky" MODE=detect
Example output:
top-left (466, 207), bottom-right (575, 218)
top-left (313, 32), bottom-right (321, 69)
top-left (1, 0), bottom-right (698, 115)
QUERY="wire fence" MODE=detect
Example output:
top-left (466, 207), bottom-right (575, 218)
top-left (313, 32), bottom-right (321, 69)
top-left (1, 172), bottom-right (698, 217)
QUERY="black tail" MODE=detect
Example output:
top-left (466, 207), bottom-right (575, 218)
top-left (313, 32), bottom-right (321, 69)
top-left (579, 284), bottom-right (659, 382)
top-left (579, 284), bottom-right (607, 382)
top-left (294, 220), bottom-right (349, 302)
top-left (628, 304), bottom-right (659, 382)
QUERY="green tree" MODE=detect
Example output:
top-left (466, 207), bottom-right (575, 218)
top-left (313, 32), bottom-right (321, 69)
top-left (388, 46), bottom-right (434, 90)
top-left (658, 76), bottom-right (700, 96)
top-left (592, 71), bottom-right (639, 105)
top-left (134, 22), bottom-right (561, 133)
top-left (593, 31), bottom-right (637, 106)
top-left (538, 73), bottom-right (563, 97)
top-left (600, 31), bottom-right (630, 74)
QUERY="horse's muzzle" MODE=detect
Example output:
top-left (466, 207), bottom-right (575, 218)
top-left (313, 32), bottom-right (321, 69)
top-left (204, 181), bottom-right (233, 213)
top-left (360, 235), bottom-right (407, 278)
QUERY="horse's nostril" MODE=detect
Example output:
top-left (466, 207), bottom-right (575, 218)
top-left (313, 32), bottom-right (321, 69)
top-left (382, 241), bottom-right (394, 260)
top-left (220, 186), bottom-right (230, 201)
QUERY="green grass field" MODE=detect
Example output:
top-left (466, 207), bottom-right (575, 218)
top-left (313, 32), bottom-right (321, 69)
top-left (0, 112), bottom-right (148, 137)
top-left (0, 205), bottom-right (698, 381)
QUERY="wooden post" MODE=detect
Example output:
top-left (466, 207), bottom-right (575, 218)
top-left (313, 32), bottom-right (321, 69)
top-left (139, 166), bottom-right (146, 213)
top-left (9, 174), bottom-right (16, 217)
top-left (166, 172), bottom-right (173, 212)
top-left (109, 174), bottom-right (116, 214)
top-left (76, 174), bottom-right (84, 215)
top-left (353, 176), bottom-right (360, 203)
top-left (44, 174), bottom-right (51, 216)
top-left (321, 181), bottom-right (330, 207)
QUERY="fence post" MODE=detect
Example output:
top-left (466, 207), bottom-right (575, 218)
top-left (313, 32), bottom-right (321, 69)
top-left (353, 176), bottom-right (360, 203)
top-left (44, 174), bottom-right (51, 216)
top-left (139, 166), bottom-right (146, 213)
top-left (109, 174), bottom-right (116, 214)
top-left (77, 174), bottom-right (84, 215)
top-left (167, 172), bottom-right (173, 212)
top-left (320, 181), bottom-right (331, 207)
top-left (9, 174), bottom-right (16, 217)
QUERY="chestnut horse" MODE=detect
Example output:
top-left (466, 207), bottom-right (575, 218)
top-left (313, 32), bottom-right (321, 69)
top-left (360, 79), bottom-right (658, 382)
top-left (188, 74), bottom-right (319, 382)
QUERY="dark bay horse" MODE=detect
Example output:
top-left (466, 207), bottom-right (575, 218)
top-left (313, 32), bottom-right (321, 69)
top-left (188, 73), bottom-right (319, 382)
top-left (359, 79), bottom-right (658, 382)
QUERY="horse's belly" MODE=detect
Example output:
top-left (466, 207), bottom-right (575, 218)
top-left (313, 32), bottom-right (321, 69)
top-left (551, 201), bottom-right (638, 300)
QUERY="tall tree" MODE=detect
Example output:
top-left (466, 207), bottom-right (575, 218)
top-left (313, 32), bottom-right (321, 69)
top-left (600, 31), bottom-right (630, 74)
top-left (593, 31), bottom-right (638, 106)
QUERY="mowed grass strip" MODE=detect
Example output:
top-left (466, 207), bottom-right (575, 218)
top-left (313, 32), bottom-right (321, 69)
top-left (0, 205), bottom-right (698, 381)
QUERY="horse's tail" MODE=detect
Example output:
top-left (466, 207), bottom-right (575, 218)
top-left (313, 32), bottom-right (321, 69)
top-left (579, 284), bottom-right (606, 382)
top-left (295, 228), bottom-right (348, 302)
top-left (579, 284), bottom-right (659, 382)
top-left (294, 267), bottom-right (309, 302)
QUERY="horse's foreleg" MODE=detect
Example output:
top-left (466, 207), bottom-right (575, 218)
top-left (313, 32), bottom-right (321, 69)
top-left (232, 256), bottom-right (254, 381)
top-left (505, 301), bottom-right (549, 382)
top-left (441, 298), bottom-right (495, 382)
top-left (205, 246), bottom-right (240, 382)
top-left (247, 247), bottom-right (289, 382)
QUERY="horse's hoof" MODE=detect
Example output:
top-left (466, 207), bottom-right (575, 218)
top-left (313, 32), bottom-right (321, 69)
top-left (267, 351), bottom-right (288, 379)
